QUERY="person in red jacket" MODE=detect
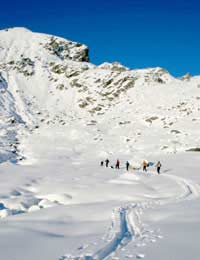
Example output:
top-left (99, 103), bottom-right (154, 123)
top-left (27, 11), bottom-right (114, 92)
top-left (115, 159), bottom-right (120, 169)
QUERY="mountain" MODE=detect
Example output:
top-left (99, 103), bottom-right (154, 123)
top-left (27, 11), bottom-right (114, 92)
top-left (0, 27), bottom-right (200, 164)
top-left (0, 28), bottom-right (200, 260)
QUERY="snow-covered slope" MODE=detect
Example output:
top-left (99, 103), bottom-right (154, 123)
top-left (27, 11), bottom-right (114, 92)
top-left (0, 27), bottom-right (200, 164)
top-left (0, 27), bottom-right (200, 260)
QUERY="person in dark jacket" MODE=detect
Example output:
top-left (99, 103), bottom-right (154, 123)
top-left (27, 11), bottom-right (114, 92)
top-left (156, 161), bottom-right (162, 174)
top-left (126, 161), bottom-right (130, 171)
top-left (105, 159), bottom-right (110, 167)
top-left (100, 161), bottom-right (104, 166)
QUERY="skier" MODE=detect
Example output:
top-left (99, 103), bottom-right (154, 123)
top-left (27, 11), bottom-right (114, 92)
top-left (100, 161), bottom-right (104, 166)
top-left (115, 159), bottom-right (120, 169)
top-left (156, 161), bottom-right (162, 174)
top-left (126, 161), bottom-right (130, 171)
top-left (142, 160), bottom-right (148, 172)
top-left (105, 159), bottom-right (110, 167)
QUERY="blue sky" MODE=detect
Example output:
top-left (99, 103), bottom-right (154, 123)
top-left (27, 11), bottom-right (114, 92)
top-left (1, 0), bottom-right (200, 76)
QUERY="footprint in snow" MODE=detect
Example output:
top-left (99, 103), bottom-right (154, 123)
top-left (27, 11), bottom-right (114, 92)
top-left (10, 190), bottom-right (22, 196)
top-left (136, 254), bottom-right (145, 259)
top-left (77, 245), bottom-right (83, 250)
top-left (77, 244), bottom-right (89, 250)
top-left (136, 243), bottom-right (146, 247)
top-left (146, 229), bottom-right (155, 234)
top-left (125, 254), bottom-right (134, 258)
top-left (73, 177), bottom-right (80, 181)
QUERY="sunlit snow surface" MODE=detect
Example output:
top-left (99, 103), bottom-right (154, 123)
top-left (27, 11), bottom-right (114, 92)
top-left (0, 28), bottom-right (200, 260)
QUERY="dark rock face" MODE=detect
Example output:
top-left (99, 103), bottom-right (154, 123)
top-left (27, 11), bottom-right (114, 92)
top-left (44, 37), bottom-right (90, 62)
top-left (186, 148), bottom-right (200, 152)
top-left (80, 48), bottom-right (89, 62)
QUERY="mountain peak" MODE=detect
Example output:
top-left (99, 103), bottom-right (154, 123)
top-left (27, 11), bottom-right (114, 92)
top-left (1, 27), bottom-right (32, 33)
top-left (0, 27), bottom-right (89, 63)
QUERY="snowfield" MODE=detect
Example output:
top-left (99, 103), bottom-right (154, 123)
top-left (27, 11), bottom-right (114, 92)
top-left (0, 27), bottom-right (200, 260)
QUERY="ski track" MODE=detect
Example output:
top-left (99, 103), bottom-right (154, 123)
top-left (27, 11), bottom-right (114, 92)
top-left (59, 204), bottom-right (142, 260)
top-left (59, 173), bottom-right (200, 260)
top-left (163, 174), bottom-right (200, 201)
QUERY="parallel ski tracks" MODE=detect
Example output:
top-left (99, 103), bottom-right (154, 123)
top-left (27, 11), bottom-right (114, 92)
top-left (60, 174), bottom-right (200, 260)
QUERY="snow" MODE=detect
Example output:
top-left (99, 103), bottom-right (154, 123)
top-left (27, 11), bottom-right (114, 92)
top-left (0, 27), bottom-right (200, 259)
top-left (0, 152), bottom-right (199, 260)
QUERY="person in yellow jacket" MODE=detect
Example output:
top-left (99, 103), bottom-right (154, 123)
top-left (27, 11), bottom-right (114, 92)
top-left (142, 160), bottom-right (148, 172)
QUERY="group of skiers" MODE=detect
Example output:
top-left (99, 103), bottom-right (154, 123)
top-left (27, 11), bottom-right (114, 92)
top-left (142, 160), bottom-right (162, 174)
top-left (101, 159), bottom-right (162, 174)
top-left (101, 159), bottom-right (121, 169)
